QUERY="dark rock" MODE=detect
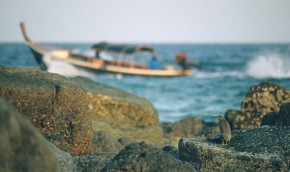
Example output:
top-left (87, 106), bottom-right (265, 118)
top-left (261, 102), bottom-right (290, 126)
top-left (230, 126), bottom-right (290, 156)
top-left (226, 81), bottom-right (290, 129)
top-left (162, 145), bottom-right (180, 159)
top-left (179, 125), bottom-right (290, 171)
top-left (179, 138), bottom-right (287, 172)
top-left (75, 153), bottom-right (113, 172)
top-left (102, 141), bottom-right (194, 172)
top-left (260, 112), bottom-right (280, 125)
top-left (0, 98), bottom-right (59, 172)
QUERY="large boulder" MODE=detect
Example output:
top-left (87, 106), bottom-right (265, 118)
top-left (0, 66), bottom-right (92, 155)
top-left (102, 141), bottom-right (194, 172)
top-left (179, 126), bottom-right (290, 171)
top-left (0, 66), bottom-right (162, 155)
top-left (225, 82), bottom-right (290, 129)
top-left (0, 98), bottom-right (59, 172)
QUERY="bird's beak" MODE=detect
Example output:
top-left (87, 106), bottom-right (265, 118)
top-left (211, 116), bottom-right (219, 118)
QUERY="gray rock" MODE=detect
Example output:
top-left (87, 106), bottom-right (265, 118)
top-left (50, 142), bottom-right (114, 172)
top-left (0, 98), bottom-right (59, 172)
top-left (49, 143), bottom-right (77, 172)
top-left (102, 141), bottom-right (194, 172)
top-left (179, 138), bottom-right (287, 172)
top-left (90, 130), bottom-right (121, 154)
top-left (179, 125), bottom-right (290, 171)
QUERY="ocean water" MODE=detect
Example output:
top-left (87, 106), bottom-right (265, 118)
top-left (1, 43), bottom-right (290, 122)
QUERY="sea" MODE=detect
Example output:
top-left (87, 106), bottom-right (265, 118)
top-left (1, 43), bottom-right (290, 122)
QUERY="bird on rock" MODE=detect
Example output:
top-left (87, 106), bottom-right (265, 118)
top-left (211, 115), bottom-right (231, 145)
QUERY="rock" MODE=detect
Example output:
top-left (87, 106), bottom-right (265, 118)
top-left (71, 76), bottom-right (158, 126)
top-left (90, 130), bottom-right (121, 154)
top-left (179, 138), bottom-right (287, 172)
top-left (91, 120), bottom-right (165, 147)
top-left (225, 109), bottom-right (241, 129)
top-left (197, 121), bottom-right (220, 139)
top-left (0, 66), bottom-right (92, 155)
top-left (229, 126), bottom-right (290, 156)
top-left (179, 125), bottom-right (290, 171)
top-left (162, 145), bottom-right (180, 159)
top-left (49, 143), bottom-right (77, 172)
top-left (102, 142), bottom-right (194, 172)
top-left (0, 66), bottom-right (163, 154)
top-left (170, 117), bottom-right (203, 137)
top-left (226, 81), bottom-right (290, 129)
top-left (260, 102), bottom-right (290, 126)
top-left (50, 142), bottom-right (113, 172)
top-left (74, 153), bottom-right (112, 172)
top-left (0, 98), bottom-right (59, 172)
top-left (261, 112), bottom-right (280, 126)
top-left (278, 102), bottom-right (290, 125)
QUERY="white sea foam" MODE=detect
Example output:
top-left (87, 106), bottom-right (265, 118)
top-left (194, 70), bottom-right (245, 79)
top-left (47, 60), bottom-right (92, 77)
top-left (246, 53), bottom-right (290, 79)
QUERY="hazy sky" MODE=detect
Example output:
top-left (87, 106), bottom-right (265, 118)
top-left (1, 0), bottom-right (290, 43)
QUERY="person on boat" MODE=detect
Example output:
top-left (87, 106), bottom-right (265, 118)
top-left (175, 53), bottom-right (190, 70)
top-left (95, 49), bottom-right (100, 59)
top-left (149, 56), bottom-right (163, 69)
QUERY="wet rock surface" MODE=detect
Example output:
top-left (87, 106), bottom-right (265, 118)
top-left (0, 98), bottom-right (59, 172)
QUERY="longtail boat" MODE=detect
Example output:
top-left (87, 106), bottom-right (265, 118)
top-left (20, 22), bottom-right (194, 77)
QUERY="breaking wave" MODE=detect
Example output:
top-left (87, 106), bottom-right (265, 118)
top-left (45, 56), bottom-right (92, 77)
top-left (246, 53), bottom-right (290, 79)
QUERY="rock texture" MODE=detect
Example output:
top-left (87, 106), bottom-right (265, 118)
top-left (0, 66), bottom-right (161, 155)
top-left (102, 141), bottom-right (194, 172)
top-left (50, 142), bottom-right (113, 172)
top-left (225, 81), bottom-right (290, 129)
top-left (261, 102), bottom-right (290, 126)
top-left (0, 66), bottom-right (92, 155)
top-left (0, 98), bottom-right (59, 172)
top-left (71, 76), bottom-right (158, 126)
top-left (179, 125), bottom-right (290, 171)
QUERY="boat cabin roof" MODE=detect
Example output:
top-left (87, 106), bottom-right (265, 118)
top-left (91, 42), bottom-right (156, 55)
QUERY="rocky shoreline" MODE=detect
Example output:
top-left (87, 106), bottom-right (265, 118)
top-left (0, 65), bottom-right (289, 171)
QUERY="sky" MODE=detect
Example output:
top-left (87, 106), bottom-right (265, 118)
top-left (1, 0), bottom-right (290, 43)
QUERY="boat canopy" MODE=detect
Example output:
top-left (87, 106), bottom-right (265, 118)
top-left (91, 42), bottom-right (156, 55)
